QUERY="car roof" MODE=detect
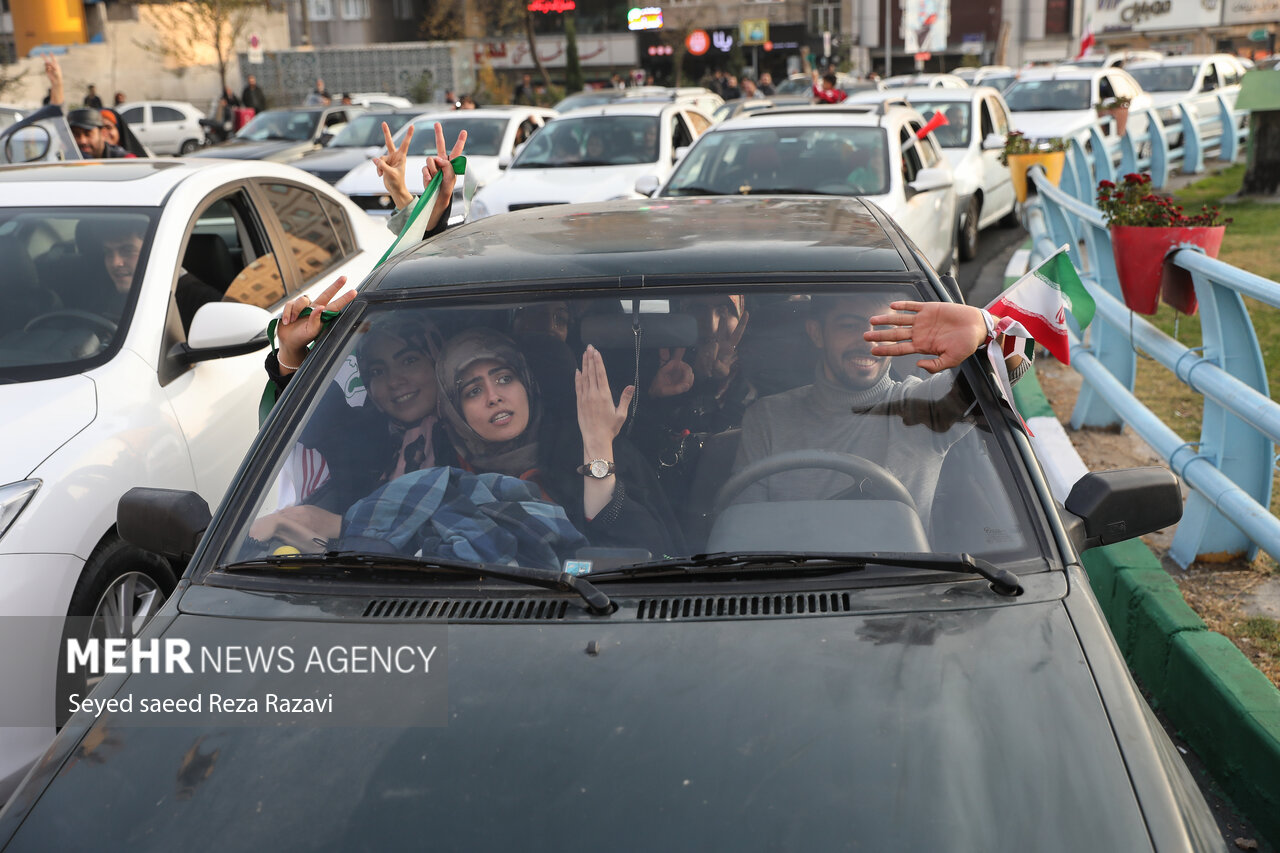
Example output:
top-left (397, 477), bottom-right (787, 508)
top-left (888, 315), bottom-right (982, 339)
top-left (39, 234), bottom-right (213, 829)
top-left (1127, 54), bottom-right (1238, 69)
top-left (892, 86), bottom-right (996, 102)
top-left (406, 107), bottom-right (551, 120)
top-left (119, 100), bottom-right (199, 110)
top-left (717, 104), bottom-right (919, 129)
top-left (557, 102), bottom-right (682, 118)
top-left (1014, 66), bottom-right (1108, 81)
top-left (372, 197), bottom-right (912, 290)
top-left (0, 159), bottom-right (301, 206)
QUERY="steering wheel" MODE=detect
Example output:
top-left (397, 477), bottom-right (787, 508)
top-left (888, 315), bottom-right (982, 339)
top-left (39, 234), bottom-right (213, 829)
top-left (713, 449), bottom-right (917, 514)
top-left (23, 310), bottom-right (118, 337)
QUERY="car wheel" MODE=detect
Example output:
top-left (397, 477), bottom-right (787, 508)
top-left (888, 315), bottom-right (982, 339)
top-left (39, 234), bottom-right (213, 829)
top-left (179, 139), bottom-right (201, 155)
top-left (59, 536), bottom-right (177, 702)
top-left (959, 197), bottom-right (980, 261)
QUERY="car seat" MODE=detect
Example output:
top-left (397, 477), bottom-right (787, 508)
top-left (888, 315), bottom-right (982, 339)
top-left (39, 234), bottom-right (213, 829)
top-left (0, 235), bottom-right (60, 335)
top-left (182, 233), bottom-right (240, 294)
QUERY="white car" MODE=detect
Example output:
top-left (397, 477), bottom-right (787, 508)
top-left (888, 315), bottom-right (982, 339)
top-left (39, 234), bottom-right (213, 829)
top-left (1069, 50), bottom-right (1163, 69)
top-left (898, 86), bottom-right (1018, 260)
top-left (1004, 65), bottom-right (1152, 145)
top-left (347, 92), bottom-right (414, 109)
top-left (469, 102), bottom-right (714, 221)
top-left (117, 100), bottom-right (207, 155)
top-left (0, 158), bottom-right (392, 800)
top-left (337, 107), bottom-right (557, 224)
top-left (1125, 54), bottom-right (1249, 130)
top-left (650, 104), bottom-right (960, 274)
top-left (883, 73), bottom-right (969, 90)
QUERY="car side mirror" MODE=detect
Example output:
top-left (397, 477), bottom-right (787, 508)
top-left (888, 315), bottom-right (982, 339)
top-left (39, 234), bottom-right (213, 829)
top-left (634, 174), bottom-right (661, 197)
top-left (118, 487), bottom-right (212, 561)
top-left (318, 133), bottom-right (334, 146)
top-left (3, 124), bottom-right (51, 163)
top-left (498, 152), bottom-right (512, 169)
top-left (673, 145), bottom-right (690, 163)
top-left (906, 166), bottom-right (952, 196)
top-left (1061, 467), bottom-right (1182, 552)
top-left (169, 302), bottom-right (272, 365)
top-left (982, 133), bottom-right (1005, 150)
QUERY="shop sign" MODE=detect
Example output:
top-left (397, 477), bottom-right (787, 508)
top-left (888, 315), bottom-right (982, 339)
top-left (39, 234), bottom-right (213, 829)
top-left (686, 29), bottom-right (710, 56)
top-left (1094, 0), bottom-right (1221, 33)
top-left (527, 0), bottom-right (574, 11)
top-left (1224, 0), bottom-right (1280, 25)
top-left (712, 30), bottom-right (734, 51)
top-left (628, 7), bottom-right (664, 30)
top-left (740, 18), bottom-right (769, 45)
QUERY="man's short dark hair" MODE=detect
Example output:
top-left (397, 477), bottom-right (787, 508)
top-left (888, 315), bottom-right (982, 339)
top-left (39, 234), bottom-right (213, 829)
top-left (822, 73), bottom-right (838, 86)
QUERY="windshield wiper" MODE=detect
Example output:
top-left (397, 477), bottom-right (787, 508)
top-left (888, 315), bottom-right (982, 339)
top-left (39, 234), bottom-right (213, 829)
top-left (668, 185), bottom-right (721, 196)
top-left (591, 551), bottom-right (1021, 594)
top-left (221, 551), bottom-right (612, 614)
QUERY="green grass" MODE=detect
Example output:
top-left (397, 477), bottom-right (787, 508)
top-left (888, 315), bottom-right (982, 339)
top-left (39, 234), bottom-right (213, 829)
top-left (1130, 164), bottom-right (1280, 518)
top-left (1240, 616), bottom-right (1280, 657)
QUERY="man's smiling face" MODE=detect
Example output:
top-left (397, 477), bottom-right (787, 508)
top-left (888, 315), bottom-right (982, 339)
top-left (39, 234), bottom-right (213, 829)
top-left (807, 294), bottom-right (893, 391)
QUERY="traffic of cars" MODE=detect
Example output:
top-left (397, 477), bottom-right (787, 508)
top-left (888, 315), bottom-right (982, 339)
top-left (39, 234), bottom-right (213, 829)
top-left (0, 57), bottom-right (1261, 841)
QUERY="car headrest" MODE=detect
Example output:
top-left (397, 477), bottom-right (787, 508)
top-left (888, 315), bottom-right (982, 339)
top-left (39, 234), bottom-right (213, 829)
top-left (0, 235), bottom-right (37, 291)
top-left (183, 233), bottom-right (239, 293)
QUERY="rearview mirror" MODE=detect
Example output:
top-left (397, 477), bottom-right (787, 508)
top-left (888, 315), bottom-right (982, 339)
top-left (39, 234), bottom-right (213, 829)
top-left (118, 487), bottom-right (212, 561)
top-left (318, 132), bottom-right (334, 146)
top-left (169, 302), bottom-right (272, 364)
top-left (673, 145), bottom-right (690, 163)
top-left (1061, 467), bottom-right (1183, 552)
top-left (634, 174), bottom-right (660, 197)
top-left (982, 132), bottom-right (1004, 150)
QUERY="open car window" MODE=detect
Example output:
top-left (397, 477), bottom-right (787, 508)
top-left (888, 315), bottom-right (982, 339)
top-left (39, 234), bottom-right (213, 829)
top-left (217, 287), bottom-right (1041, 582)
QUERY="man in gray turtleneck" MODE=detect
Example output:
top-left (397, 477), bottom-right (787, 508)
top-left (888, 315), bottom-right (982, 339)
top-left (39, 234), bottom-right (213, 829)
top-left (733, 292), bottom-right (1029, 528)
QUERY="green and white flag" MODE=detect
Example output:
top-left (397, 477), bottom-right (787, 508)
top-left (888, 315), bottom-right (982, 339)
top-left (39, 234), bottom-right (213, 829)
top-left (986, 245), bottom-right (1094, 364)
top-left (375, 155), bottom-right (467, 267)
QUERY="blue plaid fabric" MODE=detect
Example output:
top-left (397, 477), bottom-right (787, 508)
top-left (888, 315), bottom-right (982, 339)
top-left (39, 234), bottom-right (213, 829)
top-left (339, 467), bottom-right (588, 570)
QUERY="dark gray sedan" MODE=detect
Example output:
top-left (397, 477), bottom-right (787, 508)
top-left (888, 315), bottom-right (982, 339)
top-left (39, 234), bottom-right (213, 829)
top-left (0, 197), bottom-right (1221, 851)
top-left (191, 105), bottom-right (364, 164)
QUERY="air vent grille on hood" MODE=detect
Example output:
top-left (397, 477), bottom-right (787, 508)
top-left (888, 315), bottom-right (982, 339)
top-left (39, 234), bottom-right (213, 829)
top-left (636, 591), bottom-right (853, 620)
top-left (363, 597), bottom-right (570, 621)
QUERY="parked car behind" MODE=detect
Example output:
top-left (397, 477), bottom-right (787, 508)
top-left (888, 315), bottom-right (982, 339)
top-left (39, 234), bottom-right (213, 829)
top-left (649, 104), bottom-right (960, 274)
top-left (292, 107), bottom-right (430, 185)
top-left (1069, 49), bottom-right (1164, 69)
top-left (1125, 54), bottom-right (1249, 132)
top-left (1004, 65), bottom-right (1152, 145)
top-left (468, 102), bottom-right (713, 220)
top-left (711, 95), bottom-right (812, 123)
top-left (0, 195), bottom-right (1222, 852)
top-left (117, 101), bottom-right (206, 155)
top-left (191, 105), bottom-right (364, 164)
top-left (883, 73), bottom-right (969, 90)
top-left (0, 156), bottom-right (392, 802)
top-left (898, 85), bottom-right (1018, 259)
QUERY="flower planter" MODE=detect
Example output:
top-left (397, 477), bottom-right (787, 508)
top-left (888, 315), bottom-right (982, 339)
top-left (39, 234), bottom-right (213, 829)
top-left (1006, 151), bottom-right (1066, 203)
top-left (1108, 225), bottom-right (1225, 315)
top-left (1097, 105), bottom-right (1130, 136)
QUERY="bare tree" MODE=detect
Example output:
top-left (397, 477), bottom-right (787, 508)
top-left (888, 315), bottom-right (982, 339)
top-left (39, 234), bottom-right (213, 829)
top-left (134, 0), bottom-right (270, 93)
top-left (0, 65), bottom-right (27, 103)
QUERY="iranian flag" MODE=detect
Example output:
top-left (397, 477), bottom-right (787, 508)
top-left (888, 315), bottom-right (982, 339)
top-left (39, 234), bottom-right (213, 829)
top-left (1075, 19), bottom-right (1095, 61)
top-left (375, 154), bottom-right (467, 267)
top-left (986, 246), bottom-right (1095, 365)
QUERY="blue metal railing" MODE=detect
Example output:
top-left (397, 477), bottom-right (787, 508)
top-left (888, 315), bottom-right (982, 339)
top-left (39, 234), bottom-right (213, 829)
top-left (1018, 124), bottom-right (1278, 565)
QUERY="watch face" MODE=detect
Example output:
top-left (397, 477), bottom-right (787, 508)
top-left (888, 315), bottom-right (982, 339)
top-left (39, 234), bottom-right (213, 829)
top-left (590, 459), bottom-right (610, 478)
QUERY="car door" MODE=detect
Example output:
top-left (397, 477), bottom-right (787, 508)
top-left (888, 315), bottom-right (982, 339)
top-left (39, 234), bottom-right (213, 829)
top-left (150, 105), bottom-right (191, 154)
top-left (980, 95), bottom-right (1016, 222)
top-left (895, 122), bottom-right (947, 269)
top-left (667, 112), bottom-right (694, 176)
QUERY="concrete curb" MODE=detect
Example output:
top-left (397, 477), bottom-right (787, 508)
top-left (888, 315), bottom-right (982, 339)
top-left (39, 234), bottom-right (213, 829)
top-left (1005, 249), bottom-right (1280, 846)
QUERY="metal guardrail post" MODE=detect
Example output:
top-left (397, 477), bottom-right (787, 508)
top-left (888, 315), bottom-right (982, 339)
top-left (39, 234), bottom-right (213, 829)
top-left (1169, 249), bottom-right (1274, 564)
top-left (1119, 121), bottom-right (1138, 175)
top-left (1066, 134), bottom-right (1094, 203)
top-left (1146, 107), bottom-right (1169, 188)
top-left (1088, 125), bottom-right (1116, 186)
top-left (1216, 93), bottom-right (1239, 163)
top-left (1179, 102), bottom-right (1205, 174)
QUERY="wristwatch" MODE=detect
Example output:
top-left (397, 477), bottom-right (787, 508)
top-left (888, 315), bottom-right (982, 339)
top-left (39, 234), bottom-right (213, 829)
top-left (577, 459), bottom-right (616, 479)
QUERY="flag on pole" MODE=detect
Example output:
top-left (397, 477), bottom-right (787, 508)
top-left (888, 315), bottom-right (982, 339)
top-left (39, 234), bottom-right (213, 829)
top-left (375, 155), bottom-right (467, 267)
top-left (985, 245), bottom-right (1094, 365)
top-left (1075, 18), bottom-right (1095, 61)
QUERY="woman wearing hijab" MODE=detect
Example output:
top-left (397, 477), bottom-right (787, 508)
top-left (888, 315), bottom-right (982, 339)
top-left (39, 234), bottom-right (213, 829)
top-left (434, 328), bottom-right (684, 557)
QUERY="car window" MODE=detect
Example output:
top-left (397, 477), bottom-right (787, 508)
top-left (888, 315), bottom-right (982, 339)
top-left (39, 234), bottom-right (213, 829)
top-left (1222, 60), bottom-right (1241, 86)
top-left (1201, 64), bottom-right (1219, 92)
top-left (153, 106), bottom-right (185, 123)
top-left (1098, 75), bottom-right (1116, 102)
top-left (513, 115), bottom-right (663, 167)
top-left (217, 287), bottom-right (1039, 580)
top-left (663, 125), bottom-right (890, 196)
top-left (514, 118), bottom-right (539, 147)
top-left (120, 107), bottom-right (144, 125)
top-left (991, 97), bottom-right (1011, 134)
top-left (184, 191), bottom-right (286, 312)
top-left (899, 127), bottom-right (922, 183)
top-left (1129, 64), bottom-right (1197, 93)
top-left (320, 195), bottom-right (356, 255)
top-left (1004, 79), bottom-right (1090, 111)
top-left (0, 207), bottom-right (159, 379)
top-left (237, 110), bottom-right (321, 142)
top-left (330, 113), bottom-right (411, 147)
top-left (686, 110), bottom-right (712, 135)
top-left (1111, 73), bottom-right (1139, 100)
top-left (404, 116), bottom-right (507, 157)
top-left (912, 101), bottom-right (971, 148)
top-left (258, 182), bottom-right (346, 294)
top-left (671, 113), bottom-right (694, 151)
top-left (905, 121), bottom-right (940, 168)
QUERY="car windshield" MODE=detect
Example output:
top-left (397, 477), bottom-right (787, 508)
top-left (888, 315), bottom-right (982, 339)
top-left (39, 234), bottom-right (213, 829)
top-left (512, 116), bottom-right (661, 167)
top-left (329, 113), bottom-right (413, 147)
top-left (553, 92), bottom-right (622, 112)
top-left (402, 117), bottom-right (508, 157)
top-left (911, 102), bottom-right (971, 147)
top-left (1127, 65), bottom-right (1199, 92)
top-left (236, 110), bottom-right (321, 141)
top-left (663, 126), bottom-right (890, 196)
top-left (977, 75), bottom-right (1015, 92)
top-left (0, 206), bottom-right (157, 379)
top-left (216, 287), bottom-right (1038, 581)
top-left (773, 77), bottom-right (811, 95)
top-left (1004, 79), bottom-right (1091, 111)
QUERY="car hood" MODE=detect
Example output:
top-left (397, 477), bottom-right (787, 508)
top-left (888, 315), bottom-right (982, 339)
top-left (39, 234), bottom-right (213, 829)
top-left (337, 154), bottom-right (501, 195)
top-left (293, 146), bottom-right (380, 175)
top-left (1, 576), bottom-right (1162, 851)
top-left (191, 139), bottom-right (316, 162)
top-left (1007, 110), bottom-right (1096, 141)
top-left (479, 163), bottom-right (653, 210)
top-left (0, 375), bottom-right (96, 483)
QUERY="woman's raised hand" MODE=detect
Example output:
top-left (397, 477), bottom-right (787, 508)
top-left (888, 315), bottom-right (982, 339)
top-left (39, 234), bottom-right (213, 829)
top-left (275, 275), bottom-right (354, 374)
top-left (372, 121), bottom-right (414, 210)
top-left (575, 345), bottom-right (634, 455)
top-left (649, 347), bottom-right (694, 397)
top-left (423, 121), bottom-right (467, 228)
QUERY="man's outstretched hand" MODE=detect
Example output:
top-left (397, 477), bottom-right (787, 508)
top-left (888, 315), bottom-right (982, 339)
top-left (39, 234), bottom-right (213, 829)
top-left (863, 301), bottom-right (987, 374)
